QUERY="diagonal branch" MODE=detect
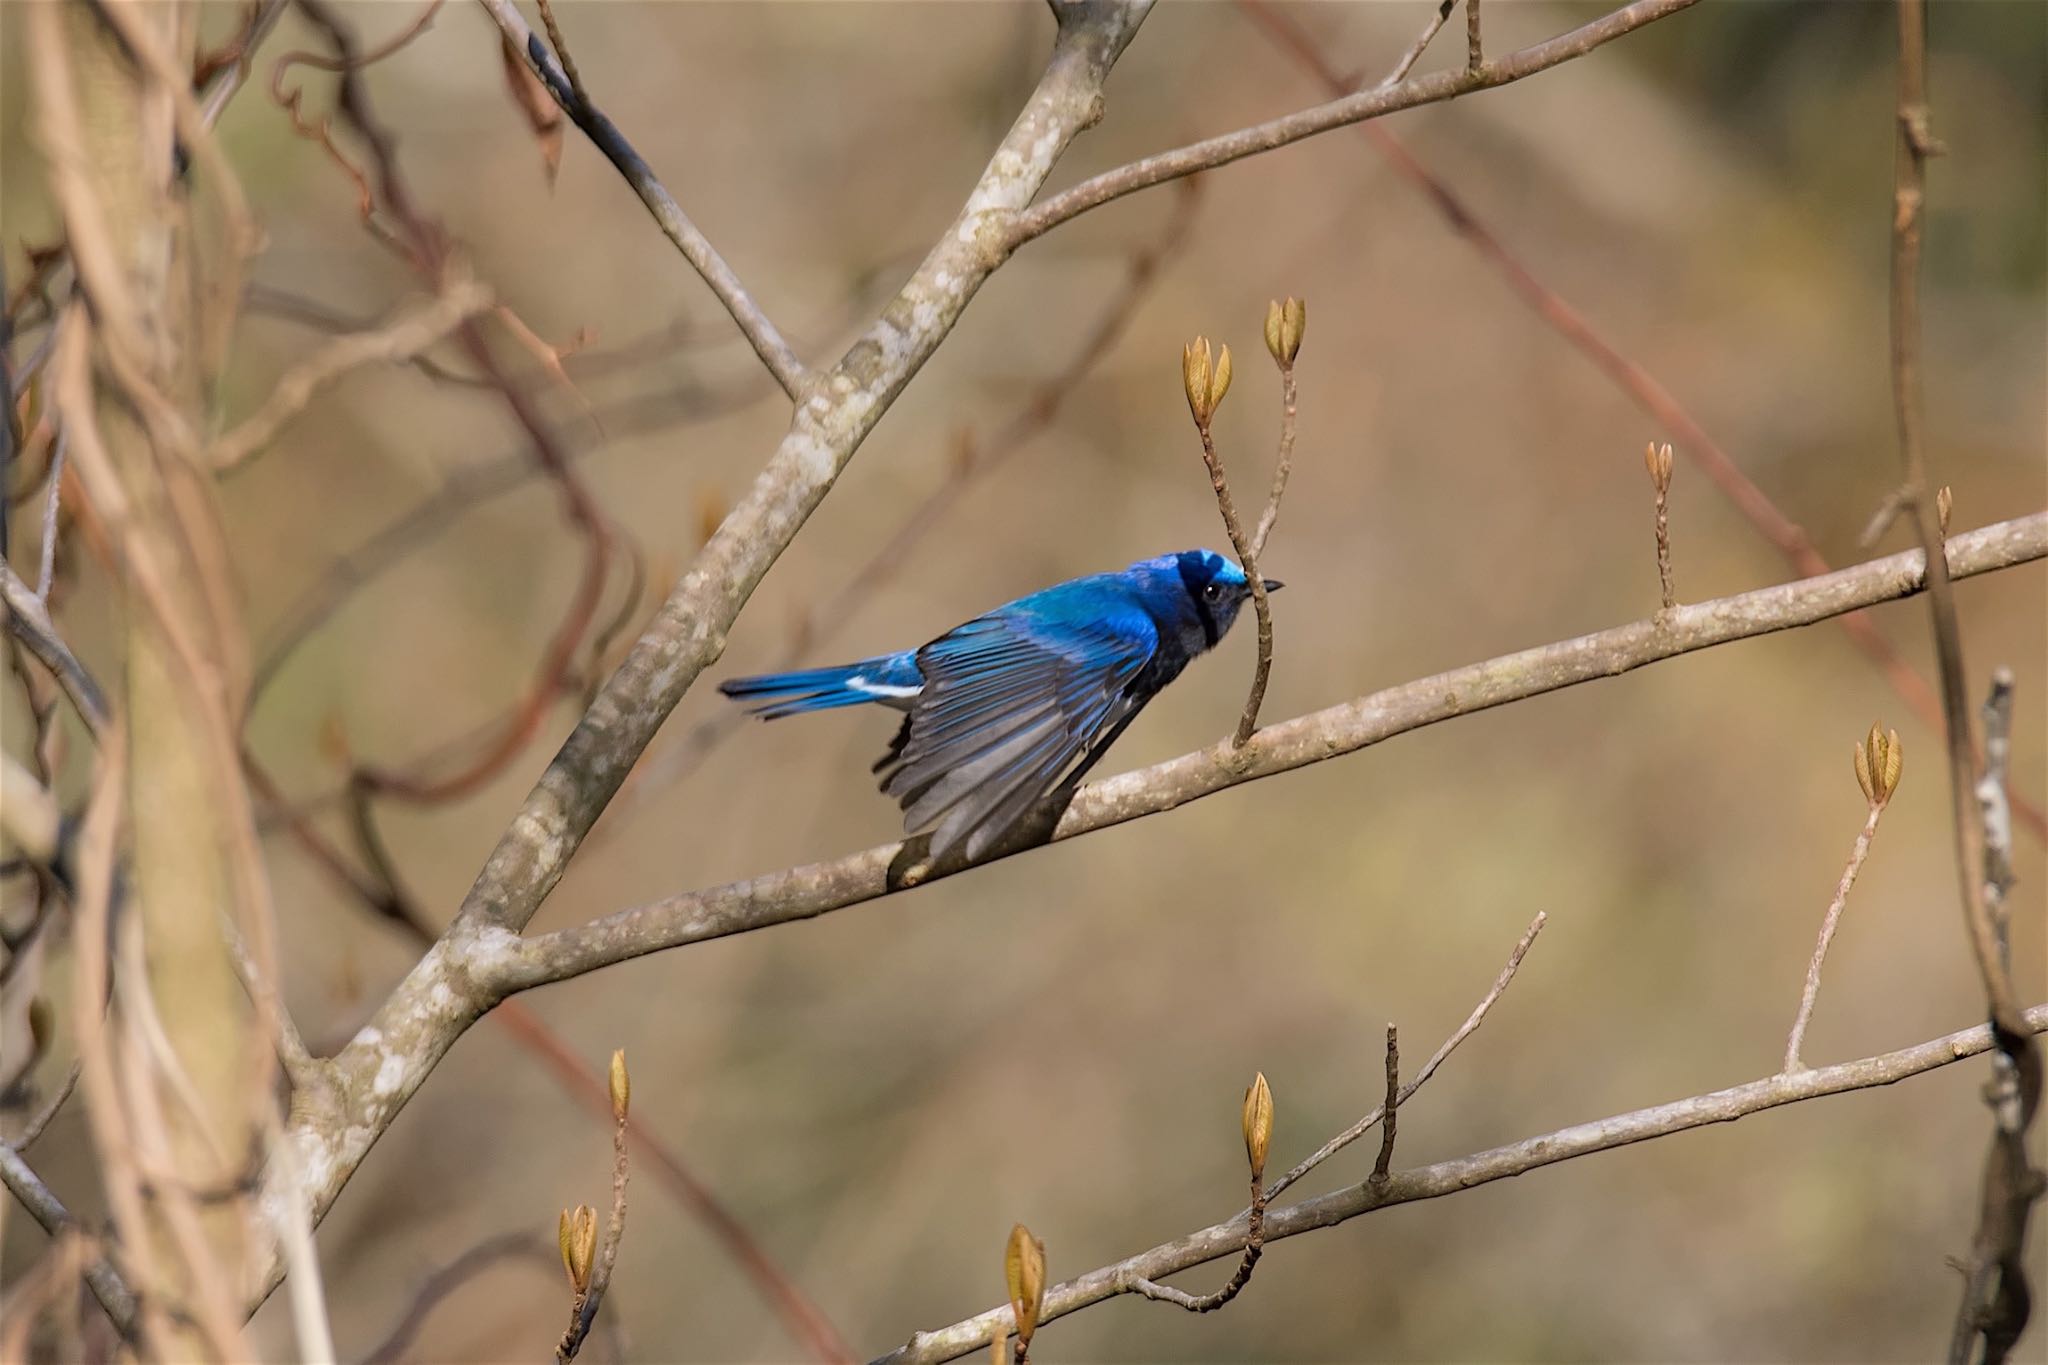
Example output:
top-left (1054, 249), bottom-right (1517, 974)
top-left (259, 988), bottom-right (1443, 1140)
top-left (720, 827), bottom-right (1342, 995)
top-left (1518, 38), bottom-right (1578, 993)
top-left (878, 1005), bottom-right (2048, 1365)
top-left (1009, 0), bottom-right (1700, 246)
top-left (478, 0), bottom-right (807, 399)
top-left (273, 0), bottom-right (1157, 1261)
top-left (488, 511), bottom-right (2046, 992)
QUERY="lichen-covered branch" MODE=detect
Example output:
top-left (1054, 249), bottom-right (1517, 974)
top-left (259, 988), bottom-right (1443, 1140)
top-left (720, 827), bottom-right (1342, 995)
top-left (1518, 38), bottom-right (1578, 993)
top-left (275, 0), bottom-right (1156, 1253)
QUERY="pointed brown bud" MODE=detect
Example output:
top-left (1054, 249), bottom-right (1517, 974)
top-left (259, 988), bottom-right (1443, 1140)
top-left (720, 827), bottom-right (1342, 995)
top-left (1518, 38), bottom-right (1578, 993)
top-left (608, 1049), bottom-right (630, 1122)
top-left (568, 1204), bottom-right (598, 1294)
top-left (558, 1208), bottom-right (581, 1292)
top-left (1643, 441), bottom-right (1674, 493)
top-left (1854, 723), bottom-right (1903, 807)
top-left (1935, 485), bottom-right (1952, 537)
top-left (1241, 1071), bottom-right (1274, 1181)
top-left (1182, 337), bottom-right (1211, 423)
top-left (1004, 1222), bottom-right (1046, 1353)
top-left (1264, 297), bottom-right (1306, 366)
top-left (1181, 336), bottom-right (1233, 425)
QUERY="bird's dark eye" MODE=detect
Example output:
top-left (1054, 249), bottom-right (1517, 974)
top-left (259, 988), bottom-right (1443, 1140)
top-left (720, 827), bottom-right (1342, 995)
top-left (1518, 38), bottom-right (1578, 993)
top-left (1203, 582), bottom-right (1224, 602)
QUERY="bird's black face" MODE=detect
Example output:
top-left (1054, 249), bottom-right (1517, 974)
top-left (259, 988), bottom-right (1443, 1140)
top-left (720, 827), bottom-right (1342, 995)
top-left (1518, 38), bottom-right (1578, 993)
top-left (1176, 550), bottom-right (1282, 648)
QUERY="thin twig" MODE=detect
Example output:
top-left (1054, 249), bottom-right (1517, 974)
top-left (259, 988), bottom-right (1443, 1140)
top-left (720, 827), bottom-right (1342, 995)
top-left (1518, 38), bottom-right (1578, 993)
top-left (533, 0), bottom-right (587, 105)
top-left (1465, 0), bottom-right (1483, 70)
top-left (0, 559), bottom-right (110, 733)
top-left (7, 1060), bottom-right (81, 1150)
top-left (557, 1060), bottom-right (630, 1363)
top-left (1126, 1173), bottom-right (1264, 1313)
top-left (210, 275), bottom-right (491, 470)
top-left (36, 428), bottom-right (66, 600)
top-left (479, 0), bottom-right (807, 400)
top-left (881, 1005), bottom-right (2048, 1365)
top-left (1010, 0), bottom-right (1699, 244)
top-left (1381, 0), bottom-right (1456, 87)
top-left (361, 1232), bottom-right (556, 1365)
top-left (0, 1139), bottom-right (138, 1331)
top-left (1266, 912), bottom-right (1545, 1201)
top-left (1250, 341), bottom-right (1297, 560)
top-left (1949, 671), bottom-right (2040, 1365)
top-left (1783, 803), bottom-right (1884, 1073)
top-left (1372, 1025), bottom-right (1400, 1184)
top-left (1190, 405), bottom-right (1275, 747)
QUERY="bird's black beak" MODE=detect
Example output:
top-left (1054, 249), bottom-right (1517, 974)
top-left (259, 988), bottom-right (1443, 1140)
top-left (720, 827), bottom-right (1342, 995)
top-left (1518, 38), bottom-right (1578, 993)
top-left (1261, 578), bottom-right (1285, 593)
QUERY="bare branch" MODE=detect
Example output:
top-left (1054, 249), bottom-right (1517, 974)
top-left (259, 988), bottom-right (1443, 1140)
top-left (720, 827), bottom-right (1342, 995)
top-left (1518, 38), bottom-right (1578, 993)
top-left (1, 557), bottom-right (110, 733)
top-left (880, 1006), bottom-right (2048, 1365)
top-left (1371, 1025), bottom-right (1400, 1184)
top-left (1010, 0), bottom-right (1699, 246)
top-left (0, 1139), bottom-right (138, 1332)
top-left (479, 0), bottom-right (807, 398)
top-left (1782, 803), bottom-right (1885, 1074)
top-left (492, 517), bottom-right (2044, 994)
top-left (210, 275), bottom-right (491, 471)
top-left (1268, 912), bottom-right (1545, 1201)
top-left (274, 0), bottom-right (1158, 1264)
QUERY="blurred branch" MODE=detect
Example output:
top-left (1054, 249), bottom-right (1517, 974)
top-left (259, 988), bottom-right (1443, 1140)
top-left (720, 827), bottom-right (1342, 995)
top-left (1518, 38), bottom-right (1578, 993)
top-left (881, 1005), bottom-right (2048, 1365)
top-left (1238, 0), bottom-right (2048, 845)
top-left (1008, 0), bottom-right (1699, 245)
top-left (480, 0), bottom-right (808, 399)
top-left (492, 515), bottom-right (2045, 991)
top-left (1886, 0), bottom-right (2048, 1345)
top-left (211, 274), bottom-right (492, 471)
top-left (361, 1231), bottom-right (557, 1365)
top-left (0, 1139), bottom-right (138, 1333)
top-left (1, 559), bottom-right (110, 733)
top-left (1951, 668), bottom-right (2038, 1365)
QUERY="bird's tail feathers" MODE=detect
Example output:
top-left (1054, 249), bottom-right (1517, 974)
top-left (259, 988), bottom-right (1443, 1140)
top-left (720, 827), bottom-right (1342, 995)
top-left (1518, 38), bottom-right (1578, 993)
top-left (717, 658), bottom-right (917, 719)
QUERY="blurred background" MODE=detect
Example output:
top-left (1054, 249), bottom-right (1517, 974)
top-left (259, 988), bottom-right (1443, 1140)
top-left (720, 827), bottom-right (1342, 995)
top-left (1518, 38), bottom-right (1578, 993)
top-left (3, 1), bottom-right (2043, 1359)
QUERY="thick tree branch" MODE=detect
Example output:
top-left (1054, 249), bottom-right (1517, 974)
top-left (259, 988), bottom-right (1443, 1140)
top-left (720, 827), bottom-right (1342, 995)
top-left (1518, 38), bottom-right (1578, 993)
top-left (491, 511), bottom-right (2046, 992)
top-left (273, 0), bottom-right (1155, 1252)
top-left (880, 1005), bottom-right (2048, 1365)
top-left (1008, 0), bottom-right (1700, 246)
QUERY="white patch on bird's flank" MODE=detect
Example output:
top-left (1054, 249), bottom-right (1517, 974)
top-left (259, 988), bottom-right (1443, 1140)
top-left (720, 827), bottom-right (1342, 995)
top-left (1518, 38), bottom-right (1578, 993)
top-left (849, 676), bottom-right (921, 698)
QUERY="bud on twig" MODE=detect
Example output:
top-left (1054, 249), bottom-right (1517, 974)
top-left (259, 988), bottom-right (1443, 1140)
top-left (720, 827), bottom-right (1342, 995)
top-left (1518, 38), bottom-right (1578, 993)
top-left (1936, 485), bottom-right (1952, 537)
top-left (608, 1049), bottom-right (630, 1122)
top-left (559, 1204), bottom-right (597, 1294)
top-left (1241, 1071), bottom-right (1274, 1182)
top-left (1852, 723), bottom-right (1903, 808)
top-left (1643, 440), bottom-right (1674, 493)
top-left (1182, 336), bottom-right (1232, 426)
top-left (1263, 297), bottom-right (1306, 367)
top-left (1004, 1223), bottom-right (1046, 1355)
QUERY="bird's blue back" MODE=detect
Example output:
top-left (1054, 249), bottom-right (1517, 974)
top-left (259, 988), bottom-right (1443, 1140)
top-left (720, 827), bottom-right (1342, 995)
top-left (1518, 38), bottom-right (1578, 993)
top-left (720, 549), bottom-right (1266, 860)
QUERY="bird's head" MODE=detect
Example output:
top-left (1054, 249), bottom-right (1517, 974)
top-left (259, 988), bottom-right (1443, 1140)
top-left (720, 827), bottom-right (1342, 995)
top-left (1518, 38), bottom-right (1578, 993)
top-left (1158, 548), bottom-right (1282, 648)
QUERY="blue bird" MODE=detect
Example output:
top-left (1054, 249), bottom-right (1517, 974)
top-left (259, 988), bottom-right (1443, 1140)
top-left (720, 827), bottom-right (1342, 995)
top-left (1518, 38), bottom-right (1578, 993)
top-left (720, 549), bottom-right (1282, 861)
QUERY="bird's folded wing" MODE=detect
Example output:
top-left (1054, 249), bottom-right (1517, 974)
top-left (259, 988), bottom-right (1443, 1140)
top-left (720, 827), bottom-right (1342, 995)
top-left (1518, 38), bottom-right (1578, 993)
top-left (880, 606), bottom-right (1156, 860)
